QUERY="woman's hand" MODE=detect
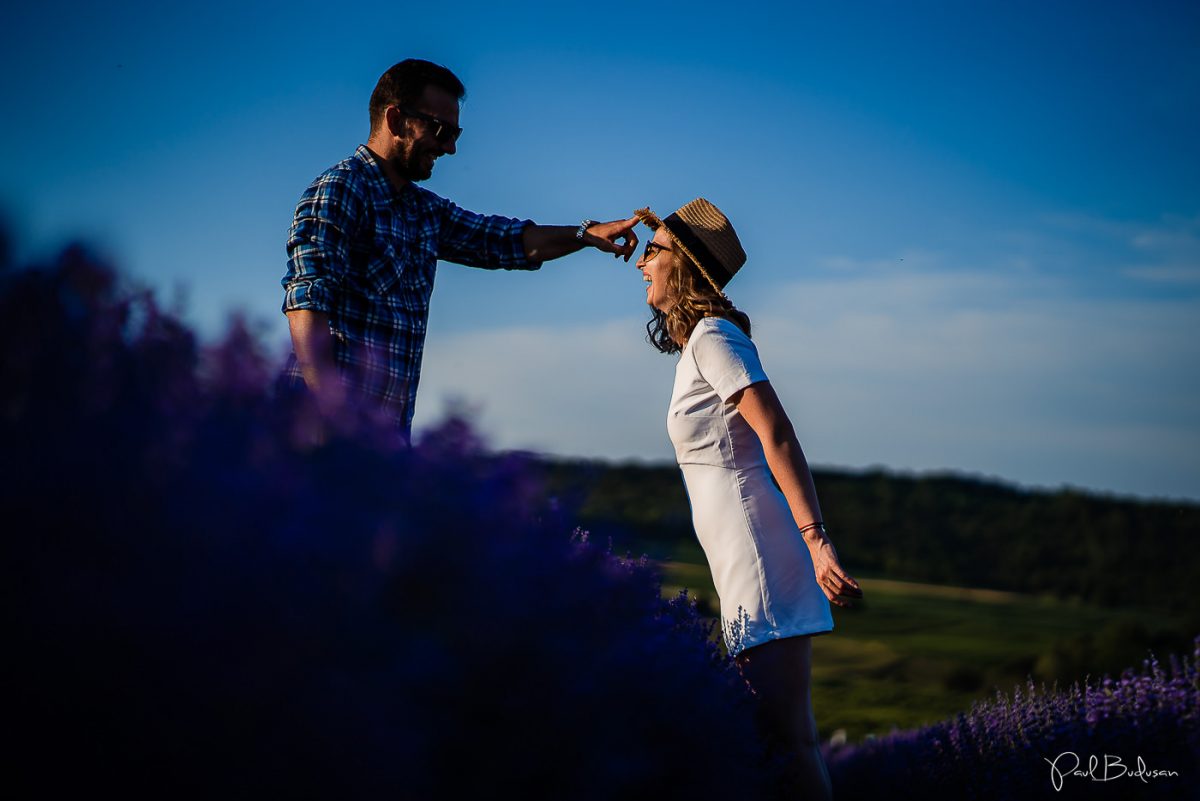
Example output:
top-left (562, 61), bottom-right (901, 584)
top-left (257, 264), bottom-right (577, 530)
top-left (804, 531), bottom-right (863, 608)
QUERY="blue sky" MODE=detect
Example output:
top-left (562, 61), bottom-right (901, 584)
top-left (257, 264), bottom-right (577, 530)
top-left (4, 0), bottom-right (1198, 500)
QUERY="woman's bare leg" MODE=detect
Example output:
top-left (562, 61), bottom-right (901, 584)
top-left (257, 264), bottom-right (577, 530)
top-left (736, 636), bottom-right (832, 801)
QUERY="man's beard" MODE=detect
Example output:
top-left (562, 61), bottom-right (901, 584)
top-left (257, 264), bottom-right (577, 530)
top-left (395, 144), bottom-right (435, 182)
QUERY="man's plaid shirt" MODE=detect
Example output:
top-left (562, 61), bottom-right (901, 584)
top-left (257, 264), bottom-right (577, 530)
top-left (281, 145), bottom-right (540, 437)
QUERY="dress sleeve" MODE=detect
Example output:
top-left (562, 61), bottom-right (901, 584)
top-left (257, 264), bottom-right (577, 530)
top-left (690, 318), bottom-right (769, 401)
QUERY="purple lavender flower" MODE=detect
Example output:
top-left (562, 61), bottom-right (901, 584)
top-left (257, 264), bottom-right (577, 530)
top-left (825, 640), bottom-right (1199, 800)
top-left (3, 244), bottom-right (773, 798)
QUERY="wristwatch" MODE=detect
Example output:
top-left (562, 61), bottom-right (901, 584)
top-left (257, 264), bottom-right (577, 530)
top-left (575, 219), bottom-right (595, 240)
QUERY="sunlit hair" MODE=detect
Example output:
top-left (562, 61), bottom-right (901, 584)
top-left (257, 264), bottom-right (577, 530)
top-left (368, 59), bottom-right (465, 134)
top-left (646, 249), bottom-right (751, 354)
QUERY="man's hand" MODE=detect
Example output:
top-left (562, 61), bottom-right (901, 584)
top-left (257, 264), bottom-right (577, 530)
top-left (582, 216), bottom-right (640, 261)
top-left (286, 309), bottom-right (346, 417)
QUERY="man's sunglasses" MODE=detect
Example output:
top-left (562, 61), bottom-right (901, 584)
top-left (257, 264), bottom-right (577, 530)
top-left (401, 107), bottom-right (463, 144)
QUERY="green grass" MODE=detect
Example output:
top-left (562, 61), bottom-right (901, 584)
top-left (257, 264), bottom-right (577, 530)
top-left (655, 559), bottom-right (1189, 742)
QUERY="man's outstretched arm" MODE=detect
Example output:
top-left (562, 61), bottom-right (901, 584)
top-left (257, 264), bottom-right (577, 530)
top-left (522, 217), bottom-right (640, 263)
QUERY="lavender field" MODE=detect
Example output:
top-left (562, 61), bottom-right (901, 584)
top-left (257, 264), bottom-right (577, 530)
top-left (824, 644), bottom-right (1198, 800)
top-left (4, 240), bottom-right (1196, 798)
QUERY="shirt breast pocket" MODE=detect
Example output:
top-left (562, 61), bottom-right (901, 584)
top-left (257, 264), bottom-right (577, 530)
top-left (363, 238), bottom-right (403, 295)
top-left (398, 236), bottom-right (436, 296)
top-left (367, 231), bottom-right (439, 297)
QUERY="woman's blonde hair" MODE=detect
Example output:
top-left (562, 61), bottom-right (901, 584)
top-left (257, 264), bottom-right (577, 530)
top-left (646, 249), bottom-right (751, 354)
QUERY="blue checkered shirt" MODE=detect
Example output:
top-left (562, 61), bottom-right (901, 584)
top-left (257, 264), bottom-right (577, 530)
top-left (281, 145), bottom-right (540, 437)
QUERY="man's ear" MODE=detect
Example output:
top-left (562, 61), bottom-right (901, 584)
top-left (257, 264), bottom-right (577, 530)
top-left (385, 106), bottom-right (406, 137)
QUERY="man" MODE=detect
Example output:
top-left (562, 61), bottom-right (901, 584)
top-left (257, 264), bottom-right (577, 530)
top-left (280, 59), bottom-right (637, 441)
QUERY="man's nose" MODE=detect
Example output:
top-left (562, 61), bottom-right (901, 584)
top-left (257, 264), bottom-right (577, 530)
top-left (441, 138), bottom-right (457, 156)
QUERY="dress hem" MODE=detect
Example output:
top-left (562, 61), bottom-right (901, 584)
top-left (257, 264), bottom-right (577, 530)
top-left (730, 620), bottom-right (835, 655)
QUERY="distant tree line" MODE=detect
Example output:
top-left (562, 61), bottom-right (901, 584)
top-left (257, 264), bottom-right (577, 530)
top-left (527, 459), bottom-right (1200, 622)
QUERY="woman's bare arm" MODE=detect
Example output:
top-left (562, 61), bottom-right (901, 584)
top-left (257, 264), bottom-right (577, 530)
top-left (731, 381), bottom-right (863, 607)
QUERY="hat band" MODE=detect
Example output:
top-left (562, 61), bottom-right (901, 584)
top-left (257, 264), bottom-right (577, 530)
top-left (662, 213), bottom-right (734, 289)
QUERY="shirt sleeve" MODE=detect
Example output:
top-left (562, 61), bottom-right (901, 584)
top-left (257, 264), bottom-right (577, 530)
top-left (281, 168), bottom-right (365, 314)
top-left (434, 198), bottom-right (542, 271)
top-left (690, 318), bottom-right (769, 401)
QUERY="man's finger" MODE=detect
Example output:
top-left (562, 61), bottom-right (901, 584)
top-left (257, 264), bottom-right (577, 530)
top-left (601, 216), bottom-right (638, 231)
top-left (623, 230), bottom-right (639, 261)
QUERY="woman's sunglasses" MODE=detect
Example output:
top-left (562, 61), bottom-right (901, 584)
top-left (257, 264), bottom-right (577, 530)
top-left (642, 240), bottom-right (672, 261)
top-left (401, 107), bottom-right (463, 145)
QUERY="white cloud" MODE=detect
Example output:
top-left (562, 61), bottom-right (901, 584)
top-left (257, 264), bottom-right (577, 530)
top-left (414, 317), bottom-right (679, 462)
top-left (1124, 216), bottom-right (1200, 285)
top-left (1122, 265), bottom-right (1200, 285)
top-left (1032, 213), bottom-right (1200, 289)
top-left (752, 267), bottom-right (1199, 494)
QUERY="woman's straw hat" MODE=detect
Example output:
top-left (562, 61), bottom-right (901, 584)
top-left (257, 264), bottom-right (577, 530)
top-left (634, 198), bottom-right (746, 298)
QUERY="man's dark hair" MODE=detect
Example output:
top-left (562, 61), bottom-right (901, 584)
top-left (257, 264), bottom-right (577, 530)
top-left (369, 59), bottom-right (465, 133)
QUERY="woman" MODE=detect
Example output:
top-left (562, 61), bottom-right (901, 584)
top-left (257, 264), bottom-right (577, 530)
top-left (633, 198), bottom-right (862, 799)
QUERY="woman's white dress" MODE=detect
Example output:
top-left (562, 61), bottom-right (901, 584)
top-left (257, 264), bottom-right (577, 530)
top-left (667, 317), bottom-right (833, 655)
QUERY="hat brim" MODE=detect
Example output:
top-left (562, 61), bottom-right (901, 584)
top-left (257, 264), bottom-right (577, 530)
top-left (633, 207), bottom-right (663, 230)
top-left (633, 206), bottom-right (728, 299)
